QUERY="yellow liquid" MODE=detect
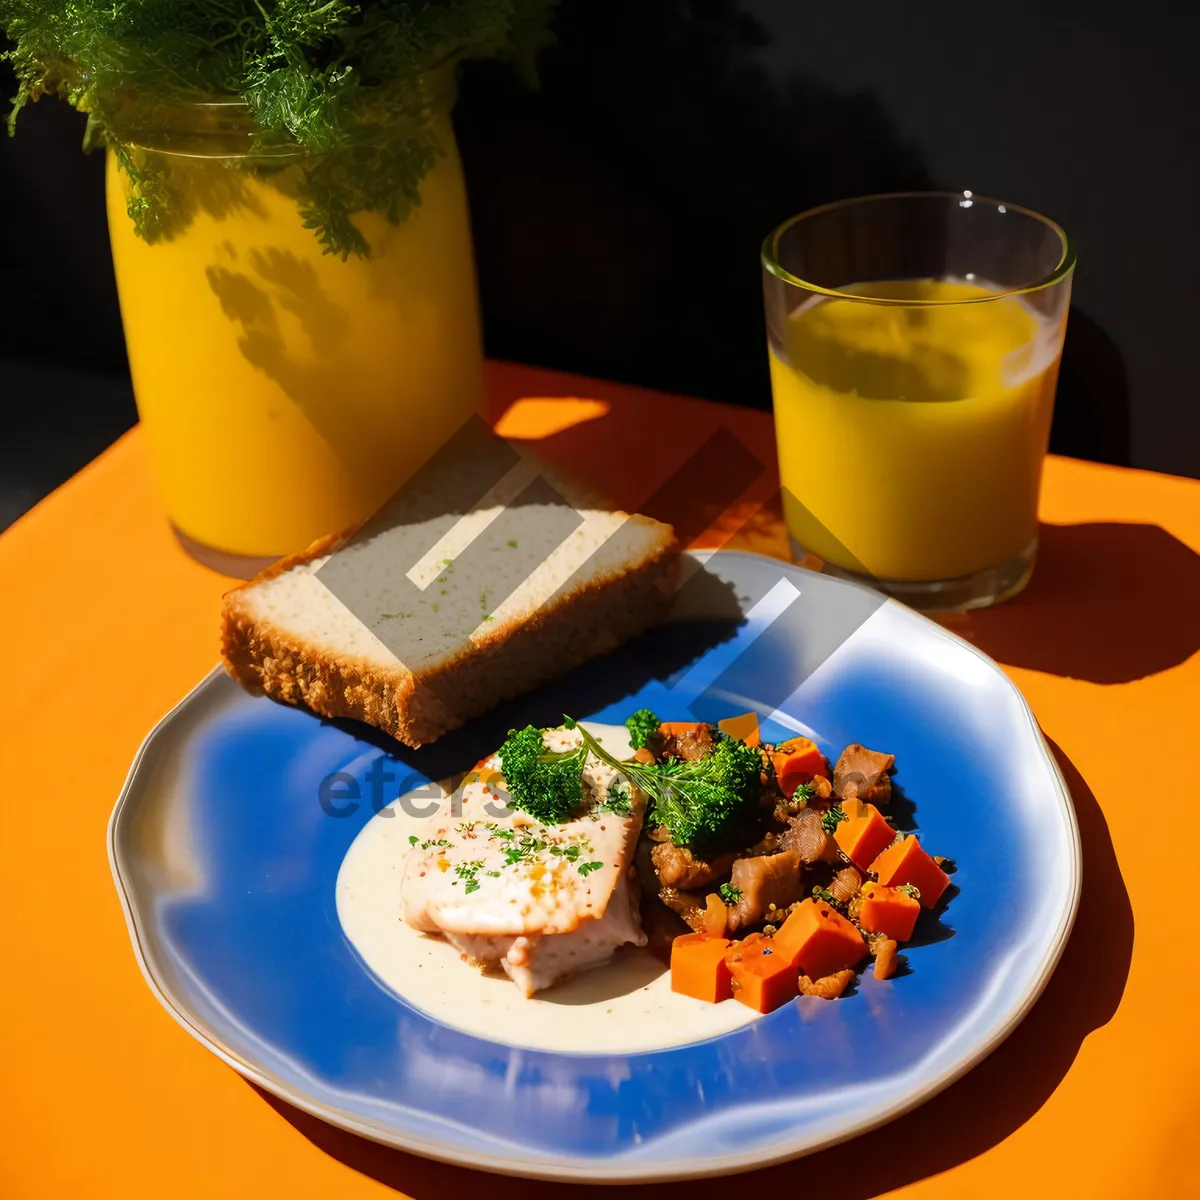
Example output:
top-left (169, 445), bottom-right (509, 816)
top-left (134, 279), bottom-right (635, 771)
top-left (107, 113), bottom-right (484, 557)
top-left (769, 279), bottom-right (1063, 583)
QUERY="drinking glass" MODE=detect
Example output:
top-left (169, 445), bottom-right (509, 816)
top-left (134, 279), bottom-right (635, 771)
top-left (762, 191), bottom-right (1074, 611)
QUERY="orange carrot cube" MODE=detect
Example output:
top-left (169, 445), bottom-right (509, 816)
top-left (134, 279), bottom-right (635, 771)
top-left (725, 940), bottom-right (799, 1013)
top-left (772, 898), bottom-right (866, 978)
top-left (670, 934), bottom-right (733, 1003)
top-left (858, 882), bottom-right (921, 941)
top-left (834, 801), bottom-right (897, 870)
top-left (717, 712), bottom-right (761, 747)
top-left (659, 721), bottom-right (703, 738)
top-left (772, 737), bottom-right (830, 796)
top-left (870, 836), bottom-right (950, 908)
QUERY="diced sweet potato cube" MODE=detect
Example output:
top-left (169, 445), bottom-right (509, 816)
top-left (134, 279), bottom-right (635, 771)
top-left (771, 737), bottom-right (831, 796)
top-left (834, 801), bottom-right (897, 870)
top-left (725, 940), bottom-right (798, 1013)
top-left (772, 898), bottom-right (866, 978)
top-left (870, 836), bottom-right (950, 908)
top-left (717, 712), bottom-right (760, 747)
top-left (858, 882), bottom-right (921, 941)
top-left (671, 933), bottom-right (733, 1003)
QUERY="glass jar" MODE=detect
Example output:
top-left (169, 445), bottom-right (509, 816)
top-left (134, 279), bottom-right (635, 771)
top-left (104, 72), bottom-right (484, 573)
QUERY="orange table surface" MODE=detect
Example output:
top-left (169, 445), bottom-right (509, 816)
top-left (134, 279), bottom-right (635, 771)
top-left (2, 361), bottom-right (1199, 1199)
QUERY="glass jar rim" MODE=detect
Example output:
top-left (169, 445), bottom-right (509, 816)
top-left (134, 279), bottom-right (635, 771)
top-left (99, 59), bottom-right (458, 159)
top-left (761, 191), bottom-right (1076, 305)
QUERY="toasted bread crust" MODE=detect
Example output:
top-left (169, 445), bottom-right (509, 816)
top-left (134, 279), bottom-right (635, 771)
top-left (220, 520), bottom-right (679, 747)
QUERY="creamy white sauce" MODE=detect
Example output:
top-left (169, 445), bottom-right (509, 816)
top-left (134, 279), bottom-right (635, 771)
top-left (336, 722), bottom-right (758, 1054)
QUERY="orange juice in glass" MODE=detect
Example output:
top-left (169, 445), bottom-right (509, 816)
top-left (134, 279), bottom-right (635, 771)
top-left (105, 73), bottom-right (483, 574)
top-left (762, 193), bottom-right (1074, 611)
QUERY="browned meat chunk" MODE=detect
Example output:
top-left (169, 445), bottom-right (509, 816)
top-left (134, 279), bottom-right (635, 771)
top-left (833, 744), bottom-right (895, 804)
top-left (651, 840), bottom-right (736, 890)
top-left (663, 723), bottom-right (715, 762)
top-left (727, 851), bottom-right (805, 931)
top-left (658, 886), bottom-right (706, 932)
top-left (798, 969), bottom-right (856, 999)
top-left (779, 808), bottom-right (832, 864)
top-left (701, 892), bottom-right (729, 937)
top-left (743, 829), bottom-right (785, 857)
top-left (828, 865), bottom-right (862, 905)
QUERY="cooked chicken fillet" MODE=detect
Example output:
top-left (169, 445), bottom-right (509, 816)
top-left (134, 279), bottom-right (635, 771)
top-left (401, 725), bottom-right (647, 996)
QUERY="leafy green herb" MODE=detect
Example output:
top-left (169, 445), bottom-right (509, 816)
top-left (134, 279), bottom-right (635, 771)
top-left (624, 708), bottom-right (660, 751)
top-left (484, 823), bottom-right (514, 841)
top-left (791, 782), bottom-right (815, 804)
top-left (381, 612), bottom-right (411, 621)
top-left (407, 835), bottom-right (419, 846)
top-left (811, 886), bottom-right (837, 903)
top-left (577, 861), bottom-right (603, 877)
top-left (896, 883), bottom-right (922, 901)
top-left (718, 883), bottom-right (742, 905)
top-left (0, 0), bottom-right (557, 256)
top-left (568, 716), bottom-right (763, 854)
top-left (549, 843), bottom-right (581, 861)
top-left (820, 804), bottom-right (848, 835)
top-left (506, 539), bottom-right (518, 548)
top-left (497, 712), bottom-right (762, 851)
top-left (419, 837), bottom-right (451, 851)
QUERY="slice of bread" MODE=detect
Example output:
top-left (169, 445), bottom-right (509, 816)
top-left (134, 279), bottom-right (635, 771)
top-left (220, 494), bottom-right (679, 747)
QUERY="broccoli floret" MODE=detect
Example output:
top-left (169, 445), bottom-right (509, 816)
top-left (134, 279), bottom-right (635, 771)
top-left (497, 713), bottom-right (764, 848)
top-left (642, 736), bottom-right (764, 854)
top-left (496, 725), bottom-right (586, 824)
top-left (624, 708), bottom-right (661, 751)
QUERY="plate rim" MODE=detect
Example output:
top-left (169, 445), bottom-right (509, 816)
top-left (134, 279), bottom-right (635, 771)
top-left (108, 550), bottom-right (1082, 1183)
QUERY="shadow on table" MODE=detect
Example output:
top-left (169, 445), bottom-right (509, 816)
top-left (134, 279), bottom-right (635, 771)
top-left (251, 743), bottom-right (1131, 1198)
top-left (943, 520), bottom-right (1200, 684)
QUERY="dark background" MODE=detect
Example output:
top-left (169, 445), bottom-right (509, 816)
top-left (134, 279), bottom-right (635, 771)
top-left (2, 0), bottom-right (1198, 531)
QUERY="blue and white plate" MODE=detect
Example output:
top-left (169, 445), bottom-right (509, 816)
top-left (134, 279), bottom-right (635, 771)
top-left (109, 551), bottom-right (1080, 1182)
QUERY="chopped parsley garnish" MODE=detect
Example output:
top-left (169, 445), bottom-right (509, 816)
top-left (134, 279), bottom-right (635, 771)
top-left (506, 539), bottom-right (519, 548)
top-left (820, 804), bottom-right (848, 834)
top-left (549, 844), bottom-right (582, 861)
top-left (812, 886), bottom-right (837, 903)
top-left (419, 838), bottom-right (451, 851)
top-left (501, 834), bottom-right (546, 866)
top-left (791, 782), bottom-right (815, 804)
top-left (485, 823), bottom-right (514, 841)
top-left (577, 861), bottom-right (604, 877)
top-left (454, 860), bottom-right (485, 894)
top-left (595, 783), bottom-right (633, 816)
top-left (718, 882), bottom-right (742, 905)
top-left (408, 835), bottom-right (419, 845)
